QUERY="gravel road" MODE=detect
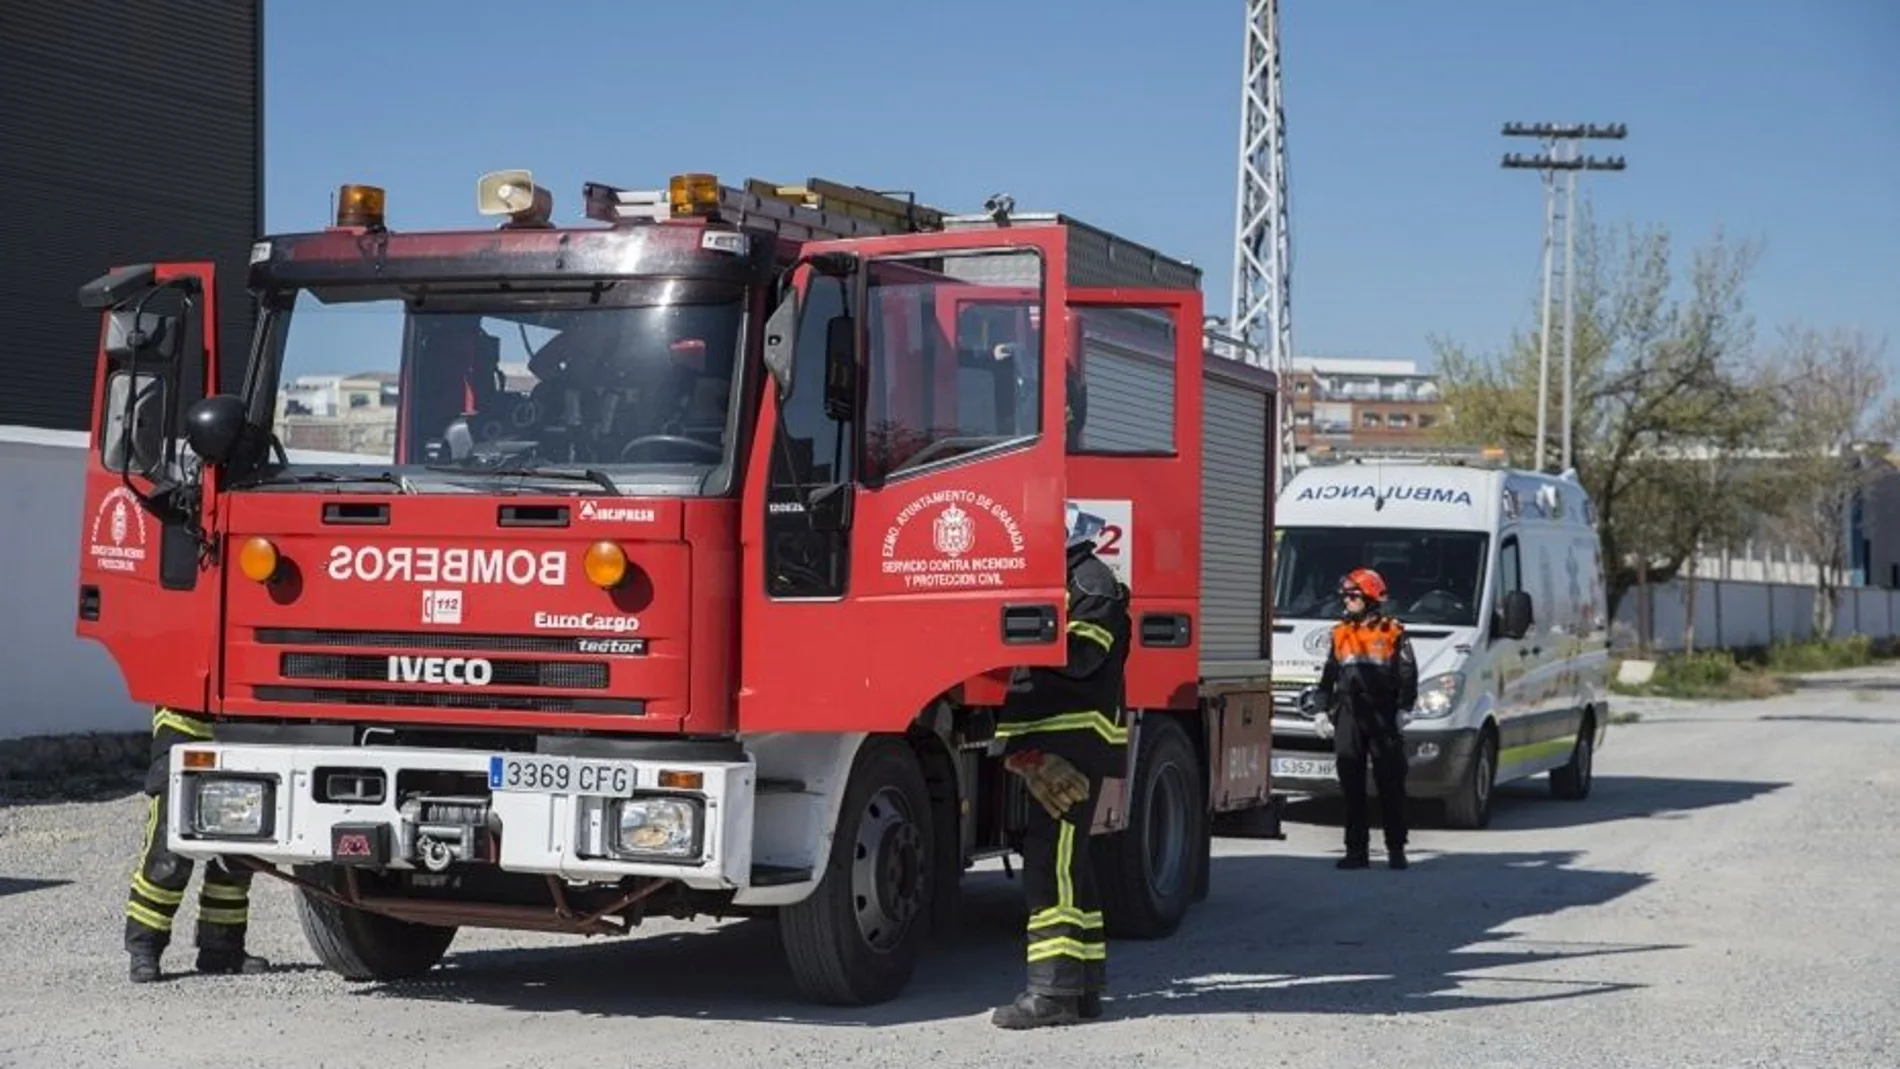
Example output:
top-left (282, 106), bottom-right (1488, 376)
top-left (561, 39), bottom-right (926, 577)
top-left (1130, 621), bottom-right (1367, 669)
top-left (4, 670), bottom-right (1898, 1069)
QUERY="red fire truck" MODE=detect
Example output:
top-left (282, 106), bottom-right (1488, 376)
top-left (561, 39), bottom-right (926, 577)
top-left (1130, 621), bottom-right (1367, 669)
top-left (73, 170), bottom-right (1281, 1005)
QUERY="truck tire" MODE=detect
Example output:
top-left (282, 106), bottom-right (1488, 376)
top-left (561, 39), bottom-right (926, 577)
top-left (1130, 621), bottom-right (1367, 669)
top-left (1443, 728), bottom-right (1496, 830)
top-left (1548, 710), bottom-right (1596, 801)
top-left (1094, 715), bottom-right (1204, 940)
top-left (779, 736), bottom-right (934, 1006)
top-left (290, 864), bottom-right (457, 982)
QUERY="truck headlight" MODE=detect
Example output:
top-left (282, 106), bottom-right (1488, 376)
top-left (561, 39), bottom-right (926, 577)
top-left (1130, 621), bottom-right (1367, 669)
top-left (191, 777), bottom-right (272, 837)
top-left (1409, 673), bottom-right (1465, 720)
top-left (611, 796), bottom-right (701, 860)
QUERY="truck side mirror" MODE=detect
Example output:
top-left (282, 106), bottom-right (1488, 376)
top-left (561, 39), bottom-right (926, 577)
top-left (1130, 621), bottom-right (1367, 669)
top-left (100, 371), bottom-right (168, 476)
top-left (761, 295), bottom-right (797, 399)
top-left (184, 394), bottom-right (249, 466)
top-left (104, 307), bottom-right (183, 364)
top-left (1499, 589), bottom-right (1534, 640)
top-left (822, 314), bottom-right (856, 422)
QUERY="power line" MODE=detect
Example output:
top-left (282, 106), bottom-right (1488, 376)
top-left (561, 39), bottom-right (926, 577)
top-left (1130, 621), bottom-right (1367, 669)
top-left (1501, 121), bottom-right (1629, 472)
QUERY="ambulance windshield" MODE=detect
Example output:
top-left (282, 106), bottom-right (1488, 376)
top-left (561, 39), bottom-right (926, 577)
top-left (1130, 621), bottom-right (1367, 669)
top-left (1273, 526), bottom-right (1490, 627)
top-left (254, 278), bottom-right (746, 493)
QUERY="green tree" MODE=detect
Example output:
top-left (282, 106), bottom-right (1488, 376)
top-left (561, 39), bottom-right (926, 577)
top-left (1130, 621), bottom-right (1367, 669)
top-left (1427, 205), bottom-right (1774, 626)
top-left (1758, 325), bottom-right (1900, 635)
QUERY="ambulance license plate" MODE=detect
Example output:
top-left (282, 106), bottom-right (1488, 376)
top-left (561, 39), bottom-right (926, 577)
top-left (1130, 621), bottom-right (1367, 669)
top-left (1271, 755), bottom-right (1335, 779)
top-left (488, 755), bottom-right (638, 797)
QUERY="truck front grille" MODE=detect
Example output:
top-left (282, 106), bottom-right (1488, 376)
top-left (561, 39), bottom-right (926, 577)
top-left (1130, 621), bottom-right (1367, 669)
top-left (252, 686), bottom-right (645, 716)
top-left (280, 653), bottom-right (609, 690)
top-left (250, 627), bottom-right (646, 717)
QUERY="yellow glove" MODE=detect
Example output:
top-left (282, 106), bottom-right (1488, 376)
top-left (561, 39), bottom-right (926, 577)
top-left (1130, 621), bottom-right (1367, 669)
top-left (1006, 751), bottom-right (1093, 819)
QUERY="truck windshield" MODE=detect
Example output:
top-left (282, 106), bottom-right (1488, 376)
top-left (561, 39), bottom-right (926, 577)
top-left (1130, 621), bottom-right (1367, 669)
top-left (253, 279), bottom-right (746, 494)
top-left (1273, 526), bottom-right (1490, 627)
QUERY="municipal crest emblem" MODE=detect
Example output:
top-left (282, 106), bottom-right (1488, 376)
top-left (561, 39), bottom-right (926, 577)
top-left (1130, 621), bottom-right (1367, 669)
top-left (111, 501), bottom-right (129, 545)
top-left (932, 504), bottom-right (975, 557)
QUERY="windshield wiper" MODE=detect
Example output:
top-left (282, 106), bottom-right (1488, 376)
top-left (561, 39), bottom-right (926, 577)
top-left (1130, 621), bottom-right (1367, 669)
top-left (257, 470), bottom-right (416, 493)
top-left (424, 465), bottom-right (621, 496)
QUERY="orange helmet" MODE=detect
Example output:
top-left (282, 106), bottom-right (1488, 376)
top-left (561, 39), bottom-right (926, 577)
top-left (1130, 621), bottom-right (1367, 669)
top-left (1340, 567), bottom-right (1387, 603)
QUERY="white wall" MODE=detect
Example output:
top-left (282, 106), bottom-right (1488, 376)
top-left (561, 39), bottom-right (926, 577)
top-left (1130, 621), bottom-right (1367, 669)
top-left (1613, 574), bottom-right (1900, 654)
top-left (0, 429), bottom-right (147, 739)
top-left (1, 428), bottom-right (370, 743)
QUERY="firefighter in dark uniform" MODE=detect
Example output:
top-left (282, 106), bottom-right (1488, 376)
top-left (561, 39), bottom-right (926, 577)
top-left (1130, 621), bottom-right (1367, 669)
top-left (988, 504), bottom-right (1132, 1030)
top-left (1306, 567), bottom-right (1418, 870)
top-left (124, 707), bottom-right (269, 982)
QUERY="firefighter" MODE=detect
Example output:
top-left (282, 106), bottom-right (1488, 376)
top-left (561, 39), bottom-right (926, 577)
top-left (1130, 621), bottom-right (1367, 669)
top-left (124, 707), bottom-right (269, 982)
top-left (988, 504), bottom-right (1132, 1030)
top-left (1306, 567), bottom-right (1418, 870)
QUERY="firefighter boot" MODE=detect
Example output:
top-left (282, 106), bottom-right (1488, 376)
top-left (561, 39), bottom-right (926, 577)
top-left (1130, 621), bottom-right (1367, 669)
top-left (1079, 990), bottom-right (1103, 1020)
top-left (1387, 842), bottom-right (1409, 870)
top-left (991, 991), bottom-right (1082, 1029)
top-left (195, 949), bottom-right (269, 975)
top-left (128, 947), bottom-right (162, 984)
top-left (1336, 851), bottom-right (1369, 870)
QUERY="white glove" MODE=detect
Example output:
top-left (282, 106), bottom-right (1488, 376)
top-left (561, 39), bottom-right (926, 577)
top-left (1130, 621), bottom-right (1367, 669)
top-left (1312, 713), bottom-right (1334, 741)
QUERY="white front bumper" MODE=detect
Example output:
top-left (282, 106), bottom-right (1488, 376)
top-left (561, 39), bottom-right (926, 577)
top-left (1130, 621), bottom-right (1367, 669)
top-left (165, 743), bottom-right (756, 890)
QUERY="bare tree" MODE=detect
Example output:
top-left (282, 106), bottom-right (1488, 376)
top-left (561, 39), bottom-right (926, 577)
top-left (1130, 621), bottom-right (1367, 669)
top-left (1760, 326), bottom-right (1900, 636)
top-left (1429, 206), bottom-right (1773, 625)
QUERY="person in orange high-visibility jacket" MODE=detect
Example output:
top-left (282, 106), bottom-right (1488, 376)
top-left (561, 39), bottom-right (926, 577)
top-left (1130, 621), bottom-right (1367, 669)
top-left (123, 707), bottom-right (270, 982)
top-left (1308, 567), bottom-right (1418, 870)
top-left (987, 502), bottom-right (1132, 1030)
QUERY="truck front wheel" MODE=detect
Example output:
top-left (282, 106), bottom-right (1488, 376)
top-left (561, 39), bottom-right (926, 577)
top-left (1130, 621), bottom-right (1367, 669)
top-left (290, 864), bottom-right (457, 982)
top-left (779, 737), bottom-right (934, 1006)
top-left (1094, 715), bottom-right (1205, 940)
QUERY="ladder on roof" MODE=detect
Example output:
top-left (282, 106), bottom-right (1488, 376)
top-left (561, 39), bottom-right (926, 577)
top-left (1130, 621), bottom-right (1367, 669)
top-left (582, 175), bottom-right (948, 241)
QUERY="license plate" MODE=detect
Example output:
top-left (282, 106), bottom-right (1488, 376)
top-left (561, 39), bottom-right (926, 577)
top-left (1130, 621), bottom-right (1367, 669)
top-left (488, 755), bottom-right (638, 797)
top-left (1271, 755), bottom-right (1336, 779)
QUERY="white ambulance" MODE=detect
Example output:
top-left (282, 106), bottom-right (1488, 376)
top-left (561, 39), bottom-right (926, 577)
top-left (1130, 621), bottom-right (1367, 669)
top-left (1267, 459), bottom-right (1611, 828)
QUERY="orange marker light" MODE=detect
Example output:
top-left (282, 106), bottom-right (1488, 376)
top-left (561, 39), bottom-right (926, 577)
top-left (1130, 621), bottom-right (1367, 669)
top-left (658, 769), bottom-right (704, 790)
top-left (583, 541), bottom-right (629, 589)
top-left (237, 537), bottom-right (280, 583)
top-left (335, 183), bottom-right (387, 228)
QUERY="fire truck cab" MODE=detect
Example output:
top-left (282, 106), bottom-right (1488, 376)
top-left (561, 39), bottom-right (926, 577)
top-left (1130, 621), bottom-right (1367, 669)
top-left (73, 170), bottom-right (1280, 1006)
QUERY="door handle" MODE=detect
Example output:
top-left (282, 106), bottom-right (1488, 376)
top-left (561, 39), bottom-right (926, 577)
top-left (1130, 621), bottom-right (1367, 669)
top-left (1001, 603), bottom-right (1058, 645)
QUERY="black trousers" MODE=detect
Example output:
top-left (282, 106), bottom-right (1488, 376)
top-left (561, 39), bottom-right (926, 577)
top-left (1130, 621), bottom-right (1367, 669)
top-left (1021, 789), bottom-right (1106, 998)
top-left (1336, 711), bottom-right (1409, 855)
top-left (123, 709), bottom-right (255, 956)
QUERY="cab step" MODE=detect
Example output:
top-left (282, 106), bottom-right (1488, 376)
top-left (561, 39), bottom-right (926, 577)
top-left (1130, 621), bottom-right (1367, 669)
top-left (749, 864), bottom-right (813, 887)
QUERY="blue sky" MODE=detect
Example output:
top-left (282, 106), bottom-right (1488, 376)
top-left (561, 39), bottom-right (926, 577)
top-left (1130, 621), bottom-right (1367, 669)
top-left (264, 0), bottom-right (1899, 376)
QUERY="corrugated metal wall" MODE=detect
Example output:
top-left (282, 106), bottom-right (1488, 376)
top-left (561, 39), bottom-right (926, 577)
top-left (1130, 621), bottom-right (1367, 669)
top-left (0, 0), bottom-right (261, 430)
top-left (1201, 375), bottom-right (1271, 661)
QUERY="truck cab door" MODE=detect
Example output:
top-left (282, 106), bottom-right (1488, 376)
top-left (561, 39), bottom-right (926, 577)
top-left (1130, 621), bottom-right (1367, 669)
top-left (740, 234), bottom-right (1071, 732)
top-left (74, 262), bottom-right (227, 712)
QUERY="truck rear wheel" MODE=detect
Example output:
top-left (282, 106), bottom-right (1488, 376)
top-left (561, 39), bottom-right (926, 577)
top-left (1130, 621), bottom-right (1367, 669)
top-left (290, 864), bottom-right (457, 982)
top-left (779, 737), bottom-right (934, 1006)
top-left (1094, 715), bottom-right (1204, 940)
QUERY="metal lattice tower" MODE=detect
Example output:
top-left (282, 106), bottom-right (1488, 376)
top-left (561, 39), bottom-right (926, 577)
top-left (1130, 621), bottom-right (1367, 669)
top-left (1227, 0), bottom-right (1296, 491)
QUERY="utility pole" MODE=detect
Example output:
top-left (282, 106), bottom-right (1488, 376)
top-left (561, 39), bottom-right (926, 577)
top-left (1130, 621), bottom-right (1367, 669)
top-left (1501, 122), bottom-right (1628, 472)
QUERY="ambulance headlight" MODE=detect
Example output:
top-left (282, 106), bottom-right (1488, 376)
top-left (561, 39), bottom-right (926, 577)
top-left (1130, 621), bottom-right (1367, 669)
top-left (190, 777), bottom-right (273, 838)
top-left (1409, 673), bottom-right (1464, 720)
top-left (610, 796), bottom-right (702, 860)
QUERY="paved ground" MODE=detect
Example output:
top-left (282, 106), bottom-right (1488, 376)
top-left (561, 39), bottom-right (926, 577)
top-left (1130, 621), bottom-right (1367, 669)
top-left (4, 670), bottom-right (1899, 1069)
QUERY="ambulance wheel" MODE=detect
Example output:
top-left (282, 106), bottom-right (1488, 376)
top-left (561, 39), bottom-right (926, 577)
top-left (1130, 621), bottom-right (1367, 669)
top-left (780, 736), bottom-right (934, 1006)
top-left (1443, 728), bottom-right (1496, 830)
top-left (291, 864), bottom-right (457, 981)
top-left (1549, 710), bottom-right (1596, 800)
top-left (1095, 715), bottom-right (1203, 940)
